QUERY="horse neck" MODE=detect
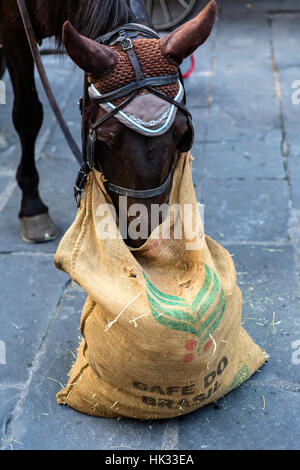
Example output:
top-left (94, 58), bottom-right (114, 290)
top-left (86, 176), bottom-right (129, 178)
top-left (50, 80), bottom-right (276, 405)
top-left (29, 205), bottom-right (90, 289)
top-left (127, 0), bottom-right (154, 27)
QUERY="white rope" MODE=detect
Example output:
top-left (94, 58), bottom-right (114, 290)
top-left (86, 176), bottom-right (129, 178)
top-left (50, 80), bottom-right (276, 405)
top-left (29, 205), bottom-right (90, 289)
top-left (104, 292), bottom-right (142, 332)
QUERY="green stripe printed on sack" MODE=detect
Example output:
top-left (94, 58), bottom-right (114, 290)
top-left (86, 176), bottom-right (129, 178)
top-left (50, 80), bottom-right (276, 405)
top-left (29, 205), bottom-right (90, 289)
top-left (144, 264), bottom-right (226, 354)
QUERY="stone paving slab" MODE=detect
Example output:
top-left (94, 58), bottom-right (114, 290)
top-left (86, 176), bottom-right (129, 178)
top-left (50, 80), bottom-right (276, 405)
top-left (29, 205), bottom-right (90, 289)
top-left (0, 174), bottom-right (11, 200)
top-left (206, 9), bottom-right (281, 143)
top-left (0, 53), bottom-right (81, 254)
top-left (224, 0), bottom-right (299, 13)
top-left (178, 242), bottom-right (300, 450)
top-left (289, 157), bottom-right (300, 209)
top-left (187, 2), bottom-right (286, 187)
top-left (0, 389), bottom-right (20, 444)
top-left (271, 13), bottom-right (300, 208)
top-left (185, 21), bottom-right (217, 111)
top-left (201, 179), bottom-right (290, 243)
top-left (202, 129), bottom-right (285, 180)
top-left (0, 253), bottom-right (69, 384)
top-left (184, 19), bottom-right (218, 147)
top-left (178, 383), bottom-right (300, 450)
top-left (2, 284), bottom-right (167, 451)
top-left (232, 244), bottom-right (299, 384)
top-left (0, 157), bottom-right (78, 253)
top-left (3, 244), bottom-right (299, 450)
top-left (41, 74), bottom-right (83, 162)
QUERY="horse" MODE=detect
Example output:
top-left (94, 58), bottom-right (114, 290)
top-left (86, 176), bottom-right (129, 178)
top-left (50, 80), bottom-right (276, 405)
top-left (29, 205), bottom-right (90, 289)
top-left (0, 0), bottom-right (216, 247)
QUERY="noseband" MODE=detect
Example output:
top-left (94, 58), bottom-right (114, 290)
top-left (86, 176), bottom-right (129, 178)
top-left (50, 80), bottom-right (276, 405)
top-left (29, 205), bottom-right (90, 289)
top-left (74, 23), bottom-right (194, 207)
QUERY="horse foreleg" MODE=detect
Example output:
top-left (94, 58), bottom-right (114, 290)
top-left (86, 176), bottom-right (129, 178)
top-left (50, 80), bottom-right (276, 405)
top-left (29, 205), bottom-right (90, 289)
top-left (1, 27), bottom-right (59, 242)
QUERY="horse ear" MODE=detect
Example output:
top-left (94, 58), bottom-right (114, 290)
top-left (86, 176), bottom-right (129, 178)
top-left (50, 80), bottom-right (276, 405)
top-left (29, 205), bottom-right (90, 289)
top-left (159, 0), bottom-right (217, 65)
top-left (62, 21), bottom-right (118, 76)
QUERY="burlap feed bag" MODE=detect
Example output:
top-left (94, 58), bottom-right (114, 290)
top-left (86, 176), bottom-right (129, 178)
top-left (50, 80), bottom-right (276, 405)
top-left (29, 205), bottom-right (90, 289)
top-left (54, 152), bottom-right (267, 419)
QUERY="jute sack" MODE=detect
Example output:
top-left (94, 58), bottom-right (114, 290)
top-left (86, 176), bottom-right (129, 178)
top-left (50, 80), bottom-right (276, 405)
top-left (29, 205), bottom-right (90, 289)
top-left (54, 152), bottom-right (267, 419)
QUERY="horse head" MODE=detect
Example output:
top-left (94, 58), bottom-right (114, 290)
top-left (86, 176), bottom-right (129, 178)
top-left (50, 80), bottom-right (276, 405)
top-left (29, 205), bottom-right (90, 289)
top-left (62, 0), bottom-right (217, 247)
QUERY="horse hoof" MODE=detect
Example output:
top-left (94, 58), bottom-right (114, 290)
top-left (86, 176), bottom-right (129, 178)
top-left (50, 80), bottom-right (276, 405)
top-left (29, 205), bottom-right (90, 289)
top-left (20, 213), bottom-right (60, 244)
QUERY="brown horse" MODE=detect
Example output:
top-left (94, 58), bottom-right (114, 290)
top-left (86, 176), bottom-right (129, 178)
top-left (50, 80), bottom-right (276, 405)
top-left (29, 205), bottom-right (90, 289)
top-left (0, 0), bottom-right (216, 246)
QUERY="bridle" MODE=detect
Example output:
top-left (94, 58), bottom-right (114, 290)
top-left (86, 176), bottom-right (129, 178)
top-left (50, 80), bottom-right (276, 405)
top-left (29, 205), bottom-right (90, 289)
top-left (16, 0), bottom-right (194, 209)
top-left (74, 23), bottom-right (194, 207)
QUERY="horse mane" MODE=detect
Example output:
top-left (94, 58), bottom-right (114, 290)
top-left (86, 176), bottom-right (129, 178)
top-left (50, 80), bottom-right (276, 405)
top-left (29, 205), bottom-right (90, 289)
top-left (47, 0), bottom-right (130, 46)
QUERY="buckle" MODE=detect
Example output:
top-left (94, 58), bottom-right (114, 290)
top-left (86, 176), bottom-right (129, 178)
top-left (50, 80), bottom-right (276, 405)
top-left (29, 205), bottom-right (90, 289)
top-left (74, 164), bottom-right (91, 208)
top-left (122, 38), bottom-right (133, 51)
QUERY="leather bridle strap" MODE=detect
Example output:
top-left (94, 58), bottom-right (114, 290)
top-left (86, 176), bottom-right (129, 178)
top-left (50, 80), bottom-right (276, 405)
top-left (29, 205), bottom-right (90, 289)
top-left (147, 85), bottom-right (192, 119)
top-left (16, 2), bottom-right (189, 208)
top-left (121, 31), bottom-right (145, 82)
top-left (90, 91), bottom-right (138, 133)
top-left (77, 23), bottom-right (193, 207)
top-left (82, 27), bottom-right (182, 204)
top-left (89, 74), bottom-right (179, 103)
top-left (86, 90), bottom-right (138, 169)
top-left (75, 88), bottom-right (139, 206)
top-left (105, 161), bottom-right (176, 199)
top-left (16, 0), bottom-right (83, 166)
top-left (87, 89), bottom-right (177, 200)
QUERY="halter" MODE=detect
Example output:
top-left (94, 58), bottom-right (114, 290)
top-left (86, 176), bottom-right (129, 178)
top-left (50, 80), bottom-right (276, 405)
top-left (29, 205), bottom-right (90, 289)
top-left (74, 23), bottom-right (194, 208)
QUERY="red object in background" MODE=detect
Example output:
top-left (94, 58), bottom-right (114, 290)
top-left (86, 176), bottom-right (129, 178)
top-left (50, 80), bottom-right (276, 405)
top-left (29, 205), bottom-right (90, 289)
top-left (182, 54), bottom-right (196, 79)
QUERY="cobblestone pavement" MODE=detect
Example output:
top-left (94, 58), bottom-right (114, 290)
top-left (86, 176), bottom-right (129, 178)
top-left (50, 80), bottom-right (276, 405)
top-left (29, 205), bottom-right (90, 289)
top-left (0, 0), bottom-right (299, 450)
